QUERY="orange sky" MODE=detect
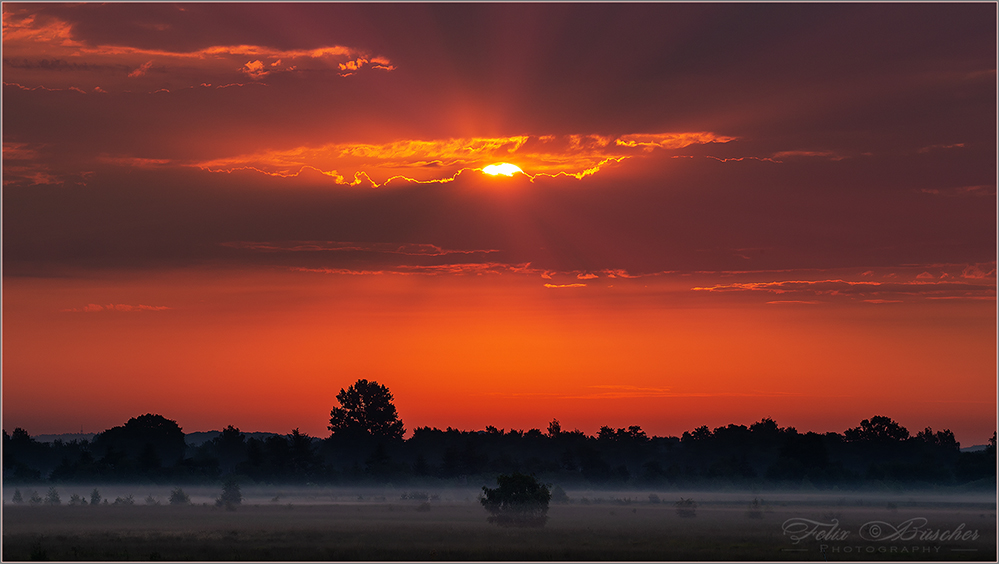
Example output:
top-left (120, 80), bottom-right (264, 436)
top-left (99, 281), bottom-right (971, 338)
top-left (3, 266), bottom-right (995, 443)
top-left (3, 3), bottom-right (996, 444)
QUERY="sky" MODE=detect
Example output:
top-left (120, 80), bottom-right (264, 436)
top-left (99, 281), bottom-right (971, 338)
top-left (3, 3), bottom-right (996, 444)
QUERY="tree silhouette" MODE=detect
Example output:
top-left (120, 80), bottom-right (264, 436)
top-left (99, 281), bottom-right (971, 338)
top-left (328, 379), bottom-right (404, 440)
top-left (93, 414), bottom-right (186, 467)
top-left (481, 472), bottom-right (552, 527)
top-left (216, 476), bottom-right (242, 510)
top-left (212, 425), bottom-right (247, 474)
top-left (844, 416), bottom-right (910, 442)
top-left (169, 488), bottom-right (190, 505)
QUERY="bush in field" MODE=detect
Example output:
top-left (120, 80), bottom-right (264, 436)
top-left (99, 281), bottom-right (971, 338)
top-left (145, 495), bottom-right (160, 505)
top-left (481, 472), bottom-right (551, 528)
top-left (216, 476), bottom-right (242, 510)
top-left (11, 489), bottom-right (23, 504)
top-left (648, 493), bottom-right (661, 504)
top-left (113, 494), bottom-right (135, 506)
top-left (675, 497), bottom-right (697, 518)
top-left (69, 493), bottom-right (87, 506)
top-left (28, 490), bottom-right (43, 505)
top-left (551, 485), bottom-right (570, 504)
top-left (415, 501), bottom-right (432, 512)
top-left (169, 488), bottom-right (191, 505)
top-left (45, 487), bottom-right (61, 505)
top-left (90, 488), bottom-right (102, 506)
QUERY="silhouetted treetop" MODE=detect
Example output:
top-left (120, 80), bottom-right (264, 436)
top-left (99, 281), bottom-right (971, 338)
top-left (844, 415), bottom-right (910, 443)
top-left (93, 413), bottom-right (186, 466)
top-left (329, 379), bottom-right (404, 440)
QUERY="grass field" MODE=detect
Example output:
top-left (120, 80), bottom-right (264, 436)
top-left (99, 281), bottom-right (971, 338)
top-left (3, 488), bottom-right (995, 560)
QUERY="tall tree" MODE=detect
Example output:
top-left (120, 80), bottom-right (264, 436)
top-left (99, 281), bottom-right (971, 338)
top-left (92, 414), bottom-right (186, 466)
top-left (328, 379), bottom-right (404, 440)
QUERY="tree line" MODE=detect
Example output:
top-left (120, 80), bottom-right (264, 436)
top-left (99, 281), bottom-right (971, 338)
top-left (4, 379), bottom-right (996, 488)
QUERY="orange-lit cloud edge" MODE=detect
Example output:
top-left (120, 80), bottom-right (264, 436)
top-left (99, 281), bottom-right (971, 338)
top-left (275, 259), bottom-right (995, 301)
top-left (190, 132), bottom-right (738, 187)
top-left (1, 5), bottom-right (396, 89)
top-left (3, 131), bottom-right (751, 188)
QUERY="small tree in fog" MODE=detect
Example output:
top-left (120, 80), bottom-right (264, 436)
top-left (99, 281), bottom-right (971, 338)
top-left (12, 489), bottom-right (23, 504)
top-left (551, 485), bottom-right (570, 504)
top-left (169, 487), bottom-right (190, 505)
top-left (675, 497), bottom-right (697, 518)
top-left (481, 473), bottom-right (552, 528)
top-left (28, 490), bottom-right (43, 505)
top-left (216, 476), bottom-right (242, 510)
top-left (90, 488), bottom-right (102, 506)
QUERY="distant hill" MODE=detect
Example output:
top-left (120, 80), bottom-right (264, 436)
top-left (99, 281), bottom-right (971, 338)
top-left (28, 431), bottom-right (285, 446)
top-left (960, 444), bottom-right (990, 452)
top-left (183, 431), bottom-right (283, 446)
top-left (32, 433), bottom-right (97, 444)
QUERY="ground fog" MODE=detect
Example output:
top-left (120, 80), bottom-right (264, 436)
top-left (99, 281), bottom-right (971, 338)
top-left (3, 485), bottom-right (995, 561)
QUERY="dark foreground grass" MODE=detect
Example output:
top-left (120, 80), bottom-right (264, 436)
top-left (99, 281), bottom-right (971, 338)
top-left (3, 500), bottom-right (995, 561)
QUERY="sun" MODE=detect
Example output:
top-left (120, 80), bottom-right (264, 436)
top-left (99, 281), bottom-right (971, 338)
top-left (481, 163), bottom-right (524, 176)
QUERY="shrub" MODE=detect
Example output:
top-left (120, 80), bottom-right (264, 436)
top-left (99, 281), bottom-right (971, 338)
top-left (90, 489), bottom-right (102, 506)
top-left (551, 485), bottom-right (570, 504)
top-left (69, 493), bottom-right (87, 506)
top-left (648, 493), bottom-right (661, 504)
top-left (675, 497), bottom-right (697, 518)
top-left (45, 487), bottom-right (61, 505)
top-left (11, 489), bottom-right (23, 504)
top-left (145, 495), bottom-right (160, 505)
top-left (216, 476), bottom-right (242, 510)
top-left (481, 472), bottom-right (551, 528)
top-left (113, 494), bottom-right (135, 506)
top-left (415, 501), bottom-right (432, 512)
top-left (28, 490), bottom-right (43, 506)
top-left (169, 488), bottom-right (191, 505)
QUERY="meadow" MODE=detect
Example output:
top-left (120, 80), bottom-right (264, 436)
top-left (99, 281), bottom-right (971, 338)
top-left (3, 486), bottom-right (995, 561)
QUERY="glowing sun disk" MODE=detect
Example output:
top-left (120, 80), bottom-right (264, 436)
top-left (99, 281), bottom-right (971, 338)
top-left (482, 163), bottom-right (523, 176)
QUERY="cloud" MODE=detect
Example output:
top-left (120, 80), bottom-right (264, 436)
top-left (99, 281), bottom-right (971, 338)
top-left (576, 273), bottom-right (598, 280)
top-left (919, 185), bottom-right (995, 197)
top-left (692, 277), bottom-right (995, 301)
top-left (241, 60), bottom-right (268, 80)
top-left (486, 386), bottom-right (802, 400)
top-left (62, 303), bottom-right (172, 313)
top-left (1, 6), bottom-right (395, 92)
top-left (293, 262), bottom-right (538, 277)
top-left (127, 60), bottom-right (153, 78)
top-left (191, 131), bottom-right (736, 186)
top-left (771, 149), bottom-right (844, 160)
top-left (223, 240), bottom-right (499, 256)
top-left (962, 263), bottom-right (996, 279)
top-left (544, 283), bottom-right (586, 289)
top-left (917, 142), bottom-right (965, 153)
top-left (615, 132), bottom-right (736, 150)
